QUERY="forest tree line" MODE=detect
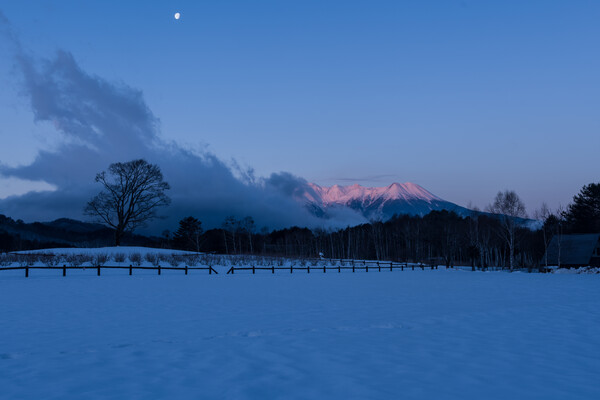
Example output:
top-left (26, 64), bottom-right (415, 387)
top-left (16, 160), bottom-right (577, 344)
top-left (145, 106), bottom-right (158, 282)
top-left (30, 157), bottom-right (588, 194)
top-left (3, 156), bottom-right (598, 270)
top-left (74, 159), bottom-right (600, 268)
top-left (168, 211), bottom-right (542, 269)
top-left (168, 183), bottom-right (600, 270)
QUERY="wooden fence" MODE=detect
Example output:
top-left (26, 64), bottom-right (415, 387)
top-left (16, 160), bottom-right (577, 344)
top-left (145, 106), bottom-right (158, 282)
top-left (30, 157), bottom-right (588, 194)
top-left (0, 265), bottom-right (218, 278)
top-left (227, 260), bottom-right (437, 274)
top-left (0, 258), bottom-right (438, 278)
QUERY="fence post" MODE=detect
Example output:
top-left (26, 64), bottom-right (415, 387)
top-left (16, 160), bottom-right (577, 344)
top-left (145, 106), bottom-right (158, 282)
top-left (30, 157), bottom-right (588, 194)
top-left (97, 266), bottom-right (101, 276)
top-left (158, 265), bottom-right (161, 275)
top-left (209, 265), bottom-right (213, 275)
top-left (129, 265), bottom-right (133, 275)
top-left (252, 265), bottom-right (255, 274)
top-left (338, 264), bottom-right (341, 273)
top-left (185, 265), bottom-right (188, 275)
top-left (290, 265), bottom-right (293, 274)
top-left (378, 261), bottom-right (381, 272)
top-left (25, 266), bottom-right (29, 278)
top-left (323, 264), bottom-right (326, 273)
top-left (390, 262), bottom-right (393, 272)
top-left (63, 265), bottom-right (66, 277)
top-left (366, 264), bottom-right (369, 272)
top-left (352, 264), bottom-right (355, 273)
top-left (307, 265), bottom-right (310, 274)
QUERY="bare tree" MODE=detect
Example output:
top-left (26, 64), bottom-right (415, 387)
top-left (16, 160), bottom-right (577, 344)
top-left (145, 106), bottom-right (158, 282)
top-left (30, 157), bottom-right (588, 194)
top-left (369, 220), bottom-right (385, 260)
top-left (487, 190), bottom-right (527, 270)
top-left (466, 202), bottom-right (482, 270)
top-left (222, 216), bottom-right (237, 254)
top-left (552, 205), bottom-right (566, 268)
top-left (241, 216), bottom-right (256, 254)
top-left (85, 159), bottom-right (170, 245)
top-left (534, 202), bottom-right (552, 268)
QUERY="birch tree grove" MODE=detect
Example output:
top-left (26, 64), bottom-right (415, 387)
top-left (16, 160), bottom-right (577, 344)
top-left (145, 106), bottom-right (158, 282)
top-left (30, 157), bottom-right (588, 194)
top-left (487, 190), bottom-right (527, 270)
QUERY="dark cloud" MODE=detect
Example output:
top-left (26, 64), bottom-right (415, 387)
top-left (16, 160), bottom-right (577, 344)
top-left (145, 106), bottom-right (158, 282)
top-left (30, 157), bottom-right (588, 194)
top-left (265, 172), bottom-right (317, 198)
top-left (0, 13), bottom-right (365, 232)
top-left (264, 172), bottom-right (369, 227)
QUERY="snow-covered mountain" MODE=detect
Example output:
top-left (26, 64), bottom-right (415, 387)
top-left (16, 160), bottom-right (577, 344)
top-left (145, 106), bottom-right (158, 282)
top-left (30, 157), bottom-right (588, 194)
top-left (303, 182), bottom-right (471, 221)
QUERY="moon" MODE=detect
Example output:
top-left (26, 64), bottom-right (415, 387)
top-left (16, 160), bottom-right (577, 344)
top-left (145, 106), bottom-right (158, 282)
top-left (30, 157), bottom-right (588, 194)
top-left (174, 12), bottom-right (181, 20)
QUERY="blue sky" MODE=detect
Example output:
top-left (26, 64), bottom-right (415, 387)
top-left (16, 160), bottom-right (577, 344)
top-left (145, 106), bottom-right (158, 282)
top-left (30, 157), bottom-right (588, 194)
top-left (1, 0), bottom-right (599, 214)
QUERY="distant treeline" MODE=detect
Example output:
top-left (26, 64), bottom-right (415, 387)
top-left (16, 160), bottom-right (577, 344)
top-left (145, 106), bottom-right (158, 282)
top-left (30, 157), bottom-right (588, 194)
top-left (2, 182), bottom-right (599, 270)
top-left (167, 211), bottom-right (545, 269)
top-left (167, 183), bottom-right (599, 270)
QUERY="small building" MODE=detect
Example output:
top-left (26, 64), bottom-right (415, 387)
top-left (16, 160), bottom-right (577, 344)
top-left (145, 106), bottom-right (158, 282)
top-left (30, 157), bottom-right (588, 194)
top-left (545, 233), bottom-right (600, 267)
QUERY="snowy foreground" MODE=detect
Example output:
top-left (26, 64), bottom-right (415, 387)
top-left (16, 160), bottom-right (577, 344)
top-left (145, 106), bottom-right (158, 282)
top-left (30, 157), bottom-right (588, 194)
top-left (1, 264), bottom-right (599, 399)
top-left (11, 246), bottom-right (198, 256)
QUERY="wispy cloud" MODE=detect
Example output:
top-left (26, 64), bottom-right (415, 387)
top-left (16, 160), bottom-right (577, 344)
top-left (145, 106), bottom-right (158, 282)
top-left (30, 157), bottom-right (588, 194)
top-left (325, 174), bottom-right (403, 184)
top-left (0, 12), bottom-right (365, 231)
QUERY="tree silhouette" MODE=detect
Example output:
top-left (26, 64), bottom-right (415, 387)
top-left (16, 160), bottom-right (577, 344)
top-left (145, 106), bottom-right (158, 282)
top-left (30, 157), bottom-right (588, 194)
top-left (173, 216), bottom-right (203, 252)
top-left (564, 183), bottom-right (600, 233)
top-left (85, 159), bottom-right (170, 245)
top-left (487, 190), bottom-right (527, 270)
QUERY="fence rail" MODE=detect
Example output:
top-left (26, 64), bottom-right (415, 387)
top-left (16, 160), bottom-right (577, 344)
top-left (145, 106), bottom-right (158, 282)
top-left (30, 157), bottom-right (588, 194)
top-left (0, 265), bottom-right (218, 278)
top-left (1, 258), bottom-right (438, 278)
top-left (226, 260), bottom-right (437, 275)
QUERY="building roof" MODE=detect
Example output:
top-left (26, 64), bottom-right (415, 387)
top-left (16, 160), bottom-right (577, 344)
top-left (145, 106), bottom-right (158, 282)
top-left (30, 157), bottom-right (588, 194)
top-left (545, 233), bottom-right (600, 266)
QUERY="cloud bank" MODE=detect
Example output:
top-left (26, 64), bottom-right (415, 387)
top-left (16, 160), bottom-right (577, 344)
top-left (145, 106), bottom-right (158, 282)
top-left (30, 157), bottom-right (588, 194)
top-left (0, 13), bottom-right (366, 232)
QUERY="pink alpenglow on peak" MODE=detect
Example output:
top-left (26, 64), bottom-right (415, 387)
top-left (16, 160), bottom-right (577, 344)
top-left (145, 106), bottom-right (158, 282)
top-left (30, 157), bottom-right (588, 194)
top-left (302, 182), bottom-right (470, 221)
top-left (306, 182), bottom-right (442, 206)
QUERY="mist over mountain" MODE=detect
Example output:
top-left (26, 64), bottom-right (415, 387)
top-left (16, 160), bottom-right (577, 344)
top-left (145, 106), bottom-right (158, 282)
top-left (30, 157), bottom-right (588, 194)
top-left (303, 182), bottom-right (473, 221)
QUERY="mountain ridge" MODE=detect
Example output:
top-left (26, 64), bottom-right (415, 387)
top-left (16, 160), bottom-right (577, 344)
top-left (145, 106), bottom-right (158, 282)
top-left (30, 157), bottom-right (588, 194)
top-left (303, 182), bottom-right (472, 220)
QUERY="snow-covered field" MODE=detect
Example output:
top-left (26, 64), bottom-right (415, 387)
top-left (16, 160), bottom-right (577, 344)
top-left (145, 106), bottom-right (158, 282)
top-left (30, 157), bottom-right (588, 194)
top-left (11, 246), bottom-right (198, 256)
top-left (1, 258), bottom-right (599, 399)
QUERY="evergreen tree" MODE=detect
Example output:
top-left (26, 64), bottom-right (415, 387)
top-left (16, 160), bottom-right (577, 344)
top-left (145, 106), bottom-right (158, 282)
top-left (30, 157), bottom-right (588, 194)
top-left (173, 217), bottom-right (203, 251)
top-left (564, 183), bottom-right (600, 233)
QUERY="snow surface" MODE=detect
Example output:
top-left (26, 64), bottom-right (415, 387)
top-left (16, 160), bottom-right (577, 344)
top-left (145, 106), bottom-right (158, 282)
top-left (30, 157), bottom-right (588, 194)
top-left (1, 267), bottom-right (599, 399)
top-left (12, 246), bottom-right (198, 256)
top-left (554, 266), bottom-right (600, 274)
